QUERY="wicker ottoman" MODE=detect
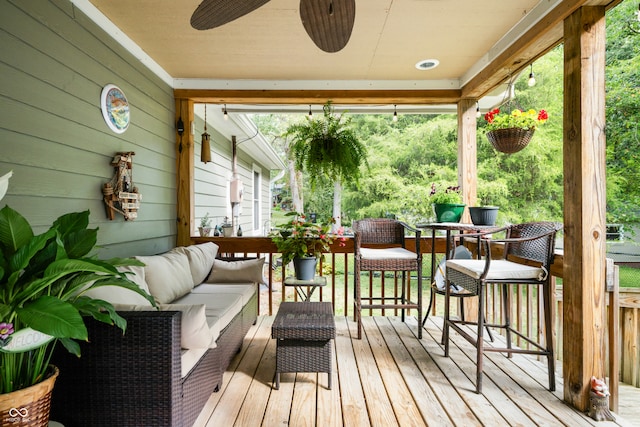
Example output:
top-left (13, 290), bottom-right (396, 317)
top-left (272, 301), bottom-right (336, 390)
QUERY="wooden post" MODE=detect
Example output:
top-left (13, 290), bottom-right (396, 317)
top-left (458, 98), bottom-right (478, 321)
top-left (562, 6), bottom-right (607, 411)
top-left (175, 98), bottom-right (194, 247)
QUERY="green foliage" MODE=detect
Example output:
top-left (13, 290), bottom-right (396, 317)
top-left (0, 207), bottom-right (155, 393)
top-left (605, 0), bottom-right (640, 223)
top-left (257, 4), bottom-right (640, 228)
top-left (285, 102), bottom-right (368, 187)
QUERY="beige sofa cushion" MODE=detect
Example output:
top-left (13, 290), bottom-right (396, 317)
top-left (112, 303), bottom-right (219, 352)
top-left (84, 264), bottom-right (153, 306)
top-left (174, 242), bottom-right (219, 286)
top-left (173, 292), bottom-right (243, 330)
top-left (136, 251), bottom-right (193, 304)
top-left (192, 283), bottom-right (256, 306)
top-left (206, 257), bottom-right (265, 284)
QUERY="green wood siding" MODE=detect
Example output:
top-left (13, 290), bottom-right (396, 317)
top-left (0, 0), bottom-right (176, 257)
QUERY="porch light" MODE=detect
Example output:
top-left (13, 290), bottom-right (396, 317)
top-left (308, 105), bottom-right (313, 118)
top-left (392, 104), bottom-right (398, 122)
top-left (201, 104), bottom-right (212, 164)
top-left (415, 59), bottom-right (439, 71)
top-left (528, 64), bottom-right (536, 87)
top-left (223, 104), bottom-right (228, 120)
top-left (476, 102), bottom-right (481, 118)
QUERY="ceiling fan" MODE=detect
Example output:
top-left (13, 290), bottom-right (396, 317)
top-left (190, 0), bottom-right (355, 53)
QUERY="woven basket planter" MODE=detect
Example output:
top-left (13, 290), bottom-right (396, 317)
top-left (0, 366), bottom-right (59, 427)
top-left (486, 127), bottom-right (535, 154)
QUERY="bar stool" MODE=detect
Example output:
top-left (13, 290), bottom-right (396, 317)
top-left (443, 221), bottom-right (562, 393)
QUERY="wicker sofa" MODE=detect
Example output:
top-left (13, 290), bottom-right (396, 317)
top-left (51, 242), bottom-right (263, 427)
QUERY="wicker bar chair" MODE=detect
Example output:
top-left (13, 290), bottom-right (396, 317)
top-left (443, 221), bottom-right (562, 393)
top-left (353, 218), bottom-right (422, 339)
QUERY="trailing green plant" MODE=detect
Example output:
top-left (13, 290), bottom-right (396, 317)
top-left (0, 206), bottom-right (155, 393)
top-left (285, 101), bottom-right (368, 188)
top-left (270, 211), bottom-right (343, 265)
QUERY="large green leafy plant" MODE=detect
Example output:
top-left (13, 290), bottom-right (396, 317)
top-left (0, 206), bottom-right (155, 393)
top-left (270, 212), bottom-right (339, 265)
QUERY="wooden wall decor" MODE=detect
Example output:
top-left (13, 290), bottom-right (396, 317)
top-left (102, 152), bottom-right (141, 221)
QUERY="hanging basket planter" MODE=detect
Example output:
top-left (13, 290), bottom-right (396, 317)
top-left (486, 127), bottom-right (535, 154)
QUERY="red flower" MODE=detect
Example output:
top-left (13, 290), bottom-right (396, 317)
top-left (537, 109), bottom-right (548, 121)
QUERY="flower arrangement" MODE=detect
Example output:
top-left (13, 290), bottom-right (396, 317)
top-left (270, 212), bottom-right (344, 265)
top-left (429, 183), bottom-right (463, 205)
top-left (483, 108), bottom-right (548, 132)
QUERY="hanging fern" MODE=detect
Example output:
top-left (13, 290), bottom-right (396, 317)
top-left (286, 102), bottom-right (368, 187)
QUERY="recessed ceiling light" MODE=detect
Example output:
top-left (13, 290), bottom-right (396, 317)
top-left (415, 59), bottom-right (440, 71)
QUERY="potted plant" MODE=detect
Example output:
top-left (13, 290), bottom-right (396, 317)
top-left (270, 212), bottom-right (335, 280)
top-left (198, 212), bottom-right (212, 237)
top-left (0, 201), bottom-right (155, 424)
top-left (285, 102), bottom-right (368, 230)
top-left (430, 183), bottom-right (465, 223)
top-left (221, 216), bottom-right (233, 237)
top-left (483, 107), bottom-right (548, 153)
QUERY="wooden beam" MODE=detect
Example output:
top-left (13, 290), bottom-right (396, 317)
top-left (562, 6), bottom-right (607, 412)
top-left (457, 98), bottom-right (478, 320)
top-left (462, 0), bottom-right (621, 100)
top-left (172, 89), bottom-right (461, 105)
top-left (175, 98), bottom-right (194, 247)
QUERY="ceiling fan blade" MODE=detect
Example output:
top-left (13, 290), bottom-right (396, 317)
top-left (300, 0), bottom-right (355, 53)
top-left (191, 0), bottom-right (271, 30)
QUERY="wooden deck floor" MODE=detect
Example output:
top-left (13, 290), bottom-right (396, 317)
top-left (193, 315), bottom-right (638, 427)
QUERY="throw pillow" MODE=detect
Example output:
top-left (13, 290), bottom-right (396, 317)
top-left (159, 303), bottom-right (215, 349)
top-left (174, 242), bottom-right (219, 286)
top-left (136, 251), bottom-right (193, 304)
top-left (206, 257), bottom-right (266, 284)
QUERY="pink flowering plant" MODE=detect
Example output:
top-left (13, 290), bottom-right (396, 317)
top-left (270, 212), bottom-right (344, 265)
top-left (483, 108), bottom-right (548, 132)
top-left (429, 183), bottom-right (463, 205)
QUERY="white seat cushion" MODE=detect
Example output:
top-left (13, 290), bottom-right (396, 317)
top-left (192, 283), bottom-right (256, 306)
top-left (360, 247), bottom-right (417, 260)
top-left (173, 292), bottom-right (243, 330)
top-left (181, 348), bottom-right (208, 378)
top-left (446, 259), bottom-right (546, 281)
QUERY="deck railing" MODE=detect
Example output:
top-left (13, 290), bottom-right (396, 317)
top-left (191, 235), bottom-right (639, 399)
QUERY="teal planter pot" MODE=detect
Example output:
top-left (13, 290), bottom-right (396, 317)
top-left (293, 256), bottom-right (317, 280)
top-left (433, 203), bottom-right (466, 223)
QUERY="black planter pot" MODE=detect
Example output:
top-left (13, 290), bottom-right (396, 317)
top-left (469, 206), bottom-right (499, 226)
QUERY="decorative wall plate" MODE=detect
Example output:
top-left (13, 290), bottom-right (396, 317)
top-left (100, 84), bottom-right (130, 133)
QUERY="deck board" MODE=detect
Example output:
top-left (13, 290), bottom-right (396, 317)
top-left (194, 315), bottom-right (638, 427)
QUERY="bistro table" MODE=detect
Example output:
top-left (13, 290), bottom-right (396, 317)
top-left (415, 222), bottom-right (499, 327)
top-left (283, 276), bottom-right (327, 301)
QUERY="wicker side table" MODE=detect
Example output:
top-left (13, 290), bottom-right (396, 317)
top-left (271, 301), bottom-right (335, 390)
